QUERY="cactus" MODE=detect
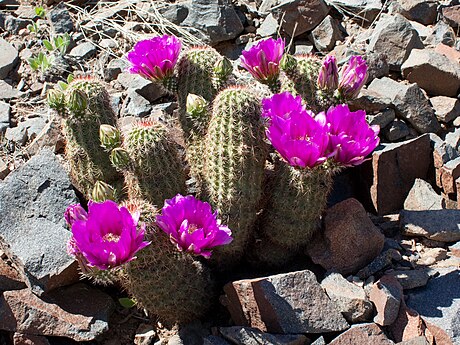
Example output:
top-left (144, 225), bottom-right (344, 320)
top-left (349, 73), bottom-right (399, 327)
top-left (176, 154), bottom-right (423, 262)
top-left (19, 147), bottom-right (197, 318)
top-left (122, 200), bottom-right (214, 326)
top-left (204, 87), bottom-right (268, 266)
top-left (50, 77), bottom-right (121, 198)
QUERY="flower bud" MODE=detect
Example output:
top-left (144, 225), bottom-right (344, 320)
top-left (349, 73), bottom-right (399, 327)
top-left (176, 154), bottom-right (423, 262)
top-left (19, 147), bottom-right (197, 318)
top-left (280, 54), bottom-right (297, 72)
top-left (214, 57), bottom-right (233, 79)
top-left (317, 55), bottom-right (338, 91)
top-left (186, 94), bottom-right (208, 118)
top-left (64, 204), bottom-right (88, 227)
top-left (47, 89), bottom-right (65, 110)
top-left (66, 88), bottom-right (87, 114)
top-left (91, 181), bottom-right (116, 202)
top-left (110, 148), bottom-right (130, 170)
top-left (338, 55), bottom-right (368, 100)
top-left (100, 124), bottom-right (121, 150)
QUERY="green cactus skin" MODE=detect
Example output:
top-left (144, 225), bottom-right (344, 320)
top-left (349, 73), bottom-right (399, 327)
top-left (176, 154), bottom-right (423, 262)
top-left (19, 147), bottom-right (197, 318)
top-left (260, 161), bottom-right (334, 252)
top-left (177, 47), bottom-right (232, 196)
top-left (204, 87), bottom-right (268, 267)
top-left (120, 120), bottom-right (187, 207)
top-left (58, 77), bottom-right (121, 198)
top-left (122, 200), bottom-right (213, 326)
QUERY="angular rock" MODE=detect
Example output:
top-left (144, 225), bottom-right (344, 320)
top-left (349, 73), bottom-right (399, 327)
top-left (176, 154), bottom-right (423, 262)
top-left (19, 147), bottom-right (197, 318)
top-left (182, 0), bottom-right (244, 45)
top-left (424, 20), bottom-right (456, 47)
top-left (48, 3), bottom-right (73, 34)
top-left (445, 129), bottom-right (460, 151)
top-left (19, 116), bottom-right (47, 142)
top-left (368, 108), bottom-right (396, 129)
top-left (384, 119), bottom-right (410, 142)
top-left (0, 283), bottom-right (114, 341)
top-left (223, 269), bottom-right (349, 334)
top-left (409, 21), bottom-right (432, 41)
top-left (122, 90), bottom-right (152, 117)
top-left (434, 43), bottom-right (460, 64)
top-left (158, 3), bottom-right (189, 25)
top-left (441, 156), bottom-right (460, 195)
top-left (401, 49), bottom-right (460, 97)
top-left (329, 323), bottom-right (395, 345)
top-left (307, 198), bottom-right (384, 275)
top-left (69, 41), bottom-right (97, 60)
top-left (396, 337), bottom-right (430, 345)
top-left (262, 0), bottom-right (329, 37)
top-left (367, 78), bottom-right (440, 134)
top-left (430, 133), bottom-right (459, 169)
top-left (0, 149), bottom-right (78, 295)
top-left (0, 38), bottom-right (19, 80)
top-left (389, 302), bottom-right (427, 343)
top-left (442, 5), bottom-right (460, 29)
top-left (104, 58), bottom-right (128, 82)
top-left (407, 267), bottom-right (460, 345)
top-left (0, 80), bottom-right (20, 100)
top-left (394, 0), bottom-right (438, 25)
top-left (4, 15), bottom-right (29, 34)
top-left (430, 96), bottom-right (460, 123)
top-left (310, 15), bottom-right (343, 52)
top-left (219, 327), bottom-right (307, 345)
top-left (311, 337), bottom-right (326, 345)
top-left (388, 269), bottom-right (430, 290)
top-left (117, 72), bottom-right (166, 102)
top-left (369, 275), bottom-right (403, 326)
top-left (0, 100), bottom-right (9, 133)
top-left (357, 249), bottom-right (402, 279)
top-left (0, 256), bottom-right (26, 291)
top-left (400, 208), bottom-right (460, 242)
top-left (321, 273), bottom-right (373, 323)
top-left (257, 13), bottom-right (278, 37)
top-left (204, 335), bottom-right (231, 345)
top-left (350, 88), bottom-right (392, 113)
top-left (5, 126), bottom-right (28, 146)
top-left (324, 0), bottom-right (381, 22)
top-left (404, 179), bottom-right (444, 211)
top-left (449, 241), bottom-right (460, 258)
top-left (13, 333), bottom-right (51, 345)
top-left (368, 14), bottom-right (423, 71)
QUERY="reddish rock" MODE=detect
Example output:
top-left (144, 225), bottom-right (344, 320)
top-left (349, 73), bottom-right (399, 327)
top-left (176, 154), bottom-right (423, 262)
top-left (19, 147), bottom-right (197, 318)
top-left (329, 323), bottom-right (394, 345)
top-left (448, 241), bottom-right (460, 257)
top-left (0, 283), bottom-right (114, 341)
top-left (435, 43), bottom-right (460, 64)
top-left (13, 333), bottom-right (50, 345)
top-left (306, 198), bottom-right (384, 275)
top-left (442, 5), bottom-right (460, 28)
top-left (0, 256), bottom-right (26, 291)
top-left (396, 336), bottom-right (430, 345)
top-left (423, 320), bottom-right (454, 345)
top-left (430, 96), bottom-right (460, 123)
top-left (389, 302), bottom-right (427, 343)
top-left (370, 275), bottom-right (403, 326)
top-left (222, 270), bottom-right (349, 334)
top-left (441, 157), bottom-right (460, 195)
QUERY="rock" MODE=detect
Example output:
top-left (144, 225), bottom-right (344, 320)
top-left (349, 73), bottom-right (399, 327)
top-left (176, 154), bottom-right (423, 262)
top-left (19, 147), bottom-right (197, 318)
top-left (404, 179), bottom-right (444, 211)
top-left (5, 126), bottom-right (27, 146)
top-left (324, 0), bottom-right (381, 22)
top-left (0, 256), bottom-right (26, 291)
top-left (0, 283), bottom-right (114, 341)
top-left (0, 158), bottom-right (9, 179)
top-left (69, 41), bottom-right (97, 60)
top-left (104, 58), bottom-right (128, 82)
top-left (307, 198), bottom-right (384, 275)
top-left (384, 119), bottom-right (410, 142)
top-left (0, 38), bottom-right (19, 80)
top-left (445, 129), bottom-right (460, 151)
top-left (293, 40), bottom-right (315, 55)
top-left (401, 49), bottom-right (460, 97)
top-left (0, 80), bottom-right (20, 100)
top-left (219, 327), bottom-right (308, 345)
top-left (368, 14), bottom-right (423, 71)
top-left (367, 78), bottom-right (440, 134)
top-left (431, 133), bottom-right (459, 169)
top-left (396, 337), bottom-right (430, 345)
top-left (158, 3), bottom-right (189, 25)
top-left (0, 149), bottom-right (78, 295)
top-left (442, 5), bottom-right (460, 29)
top-left (329, 323), bottom-right (395, 345)
top-left (0, 100), bottom-right (9, 133)
top-left (122, 90), bottom-right (152, 117)
top-left (4, 15), bottom-right (30, 34)
top-left (389, 302), bottom-right (428, 343)
top-left (19, 117), bottom-right (47, 141)
top-left (367, 108), bottom-right (396, 129)
top-left (366, 52), bottom-right (390, 83)
top-left (409, 21), bottom-right (432, 41)
top-left (310, 15), bottom-right (343, 52)
top-left (350, 88), bottom-right (392, 113)
top-left (257, 13), bottom-right (278, 37)
top-left (431, 96), bottom-right (460, 123)
top-left (261, 0), bottom-right (330, 37)
top-left (394, 0), bottom-right (438, 25)
top-left (311, 337), bottom-right (326, 345)
top-left (369, 275), bottom-right (403, 326)
top-left (203, 335), bottom-right (231, 345)
top-left (13, 333), bottom-right (51, 345)
top-left (321, 273), bottom-right (373, 323)
top-left (357, 249), bottom-right (402, 279)
top-left (134, 323), bottom-right (156, 345)
top-left (182, 0), bottom-right (244, 45)
top-left (222, 269), bottom-right (349, 334)
top-left (47, 3), bottom-right (73, 34)
top-left (450, 241), bottom-right (460, 258)
top-left (400, 208), bottom-right (460, 242)
top-left (421, 248), bottom-right (448, 264)
top-left (434, 43), bottom-right (460, 64)
top-left (362, 134), bottom-right (431, 215)
top-left (424, 20), bottom-right (456, 47)
top-left (407, 267), bottom-right (460, 344)
top-left (387, 269), bottom-right (430, 290)
top-left (117, 72), bottom-right (166, 102)
top-left (441, 157), bottom-right (460, 194)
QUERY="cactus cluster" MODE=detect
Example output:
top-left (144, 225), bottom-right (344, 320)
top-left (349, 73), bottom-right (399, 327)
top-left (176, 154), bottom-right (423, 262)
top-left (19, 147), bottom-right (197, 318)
top-left (55, 35), bottom-right (377, 327)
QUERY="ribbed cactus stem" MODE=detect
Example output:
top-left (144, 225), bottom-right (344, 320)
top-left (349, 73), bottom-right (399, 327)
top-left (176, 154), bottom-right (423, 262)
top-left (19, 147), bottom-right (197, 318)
top-left (204, 86), bottom-right (268, 267)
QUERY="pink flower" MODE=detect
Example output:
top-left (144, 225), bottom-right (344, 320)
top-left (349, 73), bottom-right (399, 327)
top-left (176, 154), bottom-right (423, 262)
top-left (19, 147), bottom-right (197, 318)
top-left (337, 56), bottom-right (368, 99)
top-left (156, 194), bottom-right (233, 258)
top-left (240, 38), bottom-right (285, 84)
top-left (326, 104), bottom-right (380, 166)
top-left (64, 204), bottom-right (87, 227)
top-left (126, 35), bottom-right (181, 81)
top-left (66, 200), bottom-right (150, 270)
top-left (317, 55), bottom-right (339, 91)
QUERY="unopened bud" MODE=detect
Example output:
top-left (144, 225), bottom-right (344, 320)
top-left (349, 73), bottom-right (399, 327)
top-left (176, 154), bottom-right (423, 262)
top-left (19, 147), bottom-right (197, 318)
top-left (110, 148), bottom-right (130, 170)
top-left (317, 55), bottom-right (339, 91)
top-left (91, 181), bottom-right (116, 202)
top-left (66, 88), bottom-right (87, 114)
top-left (47, 89), bottom-right (65, 110)
top-left (280, 54), bottom-right (297, 72)
top-left (214, 57), bottom-right (233, 79)
top-left (100, 124), bottom-right (121, 150)
top-left (186, 94), bottom-right (208, 118)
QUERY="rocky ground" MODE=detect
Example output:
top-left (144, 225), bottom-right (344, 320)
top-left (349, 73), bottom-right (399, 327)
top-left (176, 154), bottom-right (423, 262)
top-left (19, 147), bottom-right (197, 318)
top-left (0, 0), bottom-right (459, 344)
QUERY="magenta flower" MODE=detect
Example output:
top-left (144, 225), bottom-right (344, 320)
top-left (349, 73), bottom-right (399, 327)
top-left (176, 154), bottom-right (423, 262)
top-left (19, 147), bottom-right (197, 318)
top-left (156, 194), bottom-right (233, 258)
top-left (126, 35), bottom-right (181, 81)
top-left (67, 200), bottom-right (150, 270)
top-left (64, 204), bottom-right (88, 227)
top-left (318, 55), bottom-right (339, 91)
top-left (262, 92), bottom-right (330, 169)
top-left (326, 104), bottom-right (380, 166)
top-left (337, 55), bottom-right (368, 99)
top-left (240, 38), bottom-right (285, 84)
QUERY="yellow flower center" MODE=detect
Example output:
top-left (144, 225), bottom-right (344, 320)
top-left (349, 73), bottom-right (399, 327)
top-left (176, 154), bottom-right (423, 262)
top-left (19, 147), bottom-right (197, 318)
top-left (103, 233), bottom-right (121, 243)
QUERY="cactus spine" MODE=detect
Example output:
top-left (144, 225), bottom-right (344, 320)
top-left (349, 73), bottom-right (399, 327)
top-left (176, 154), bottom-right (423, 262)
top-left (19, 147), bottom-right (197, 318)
top-left (204, 87), bottom-right (268, 266)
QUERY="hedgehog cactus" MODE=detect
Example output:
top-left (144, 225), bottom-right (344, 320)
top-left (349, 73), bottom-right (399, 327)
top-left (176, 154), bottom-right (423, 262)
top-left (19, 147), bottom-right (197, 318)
top-left (204, 87), bottom-right (268, 266)
top-left (49, 77), bottom-right (121, 198)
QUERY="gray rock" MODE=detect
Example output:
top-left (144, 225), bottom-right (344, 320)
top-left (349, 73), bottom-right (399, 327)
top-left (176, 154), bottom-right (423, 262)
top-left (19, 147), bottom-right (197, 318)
top-left (356, 249), bottom-right (402, 279)
top-left (407, 268), bottom-right (460, 344)
top-left (430, 96), bottom-right (460, 123)
top-left (368, 108), bottom-right (396, 129)
top-left (4, 15), bottom-right (30, 34)
top-left (366, 52), bottom-right (390, 83)
top-left (401, 49), bottom-right (460, 97)
top-left (384, 119), bottom-right (410, 142)
top-left (257, 13), bottom-right (279, 37)
top-left (400, 209), bottom-right (460, 242)
top-left (122, 90), bottom-right (152, 117)
top-left (182, 0), bottom-right (244, 45)
top-left (324, 0), bottom-right (382, 22)
top-left (445, 128), bottom-right (460, 151)
top-left (158, 3), bottom-right (189, 25)
top-left (219, 327), bottom-right (307, 345)
top-left (48, 3), bottom-right (74, 33)
top-left (293, 40), bottom-right (315, 55)
top-left (430, 133), bottom-right (459, 168)
top-left (350, 88), bottom-right (392, 113)
top-left (0, 80), bottom-right (20, 100)
top-left (310, 15), bottom-right (343, 52)
top-left (5, 126), bottom-right (27, 146)
top-left (409, 21), bottom-right (432, 40)
top-left (404, 179), bottom-right (444, 211)
top-left (69, 41), bottom-right (97, 60)
top-left (321, 273), bottom-right (374, 323)
top-left (0, 101), bottom-right (10, 134)
top-left (0, 38), bottom-right (19, 80)
top-left (368, 14), bottom-right (424, 71)
top-left (424, 20), bottom-right (456, 47)
top-left (19, 116), bottom-right (47, 141)
top-left (311, 337), bottom-right (326, 345)
top-left (203, 335), bottom-right (231, 345)
top-left (0, 149), bottom-right (78, 295)
top-left (105, 58), bottom-right (128, 82)
top-left (394, 0), bottom-right (438, 25)
top-left (117, 72), bottom-right (166, 102)
top-left (368, 77), bottom-right (440, 134)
